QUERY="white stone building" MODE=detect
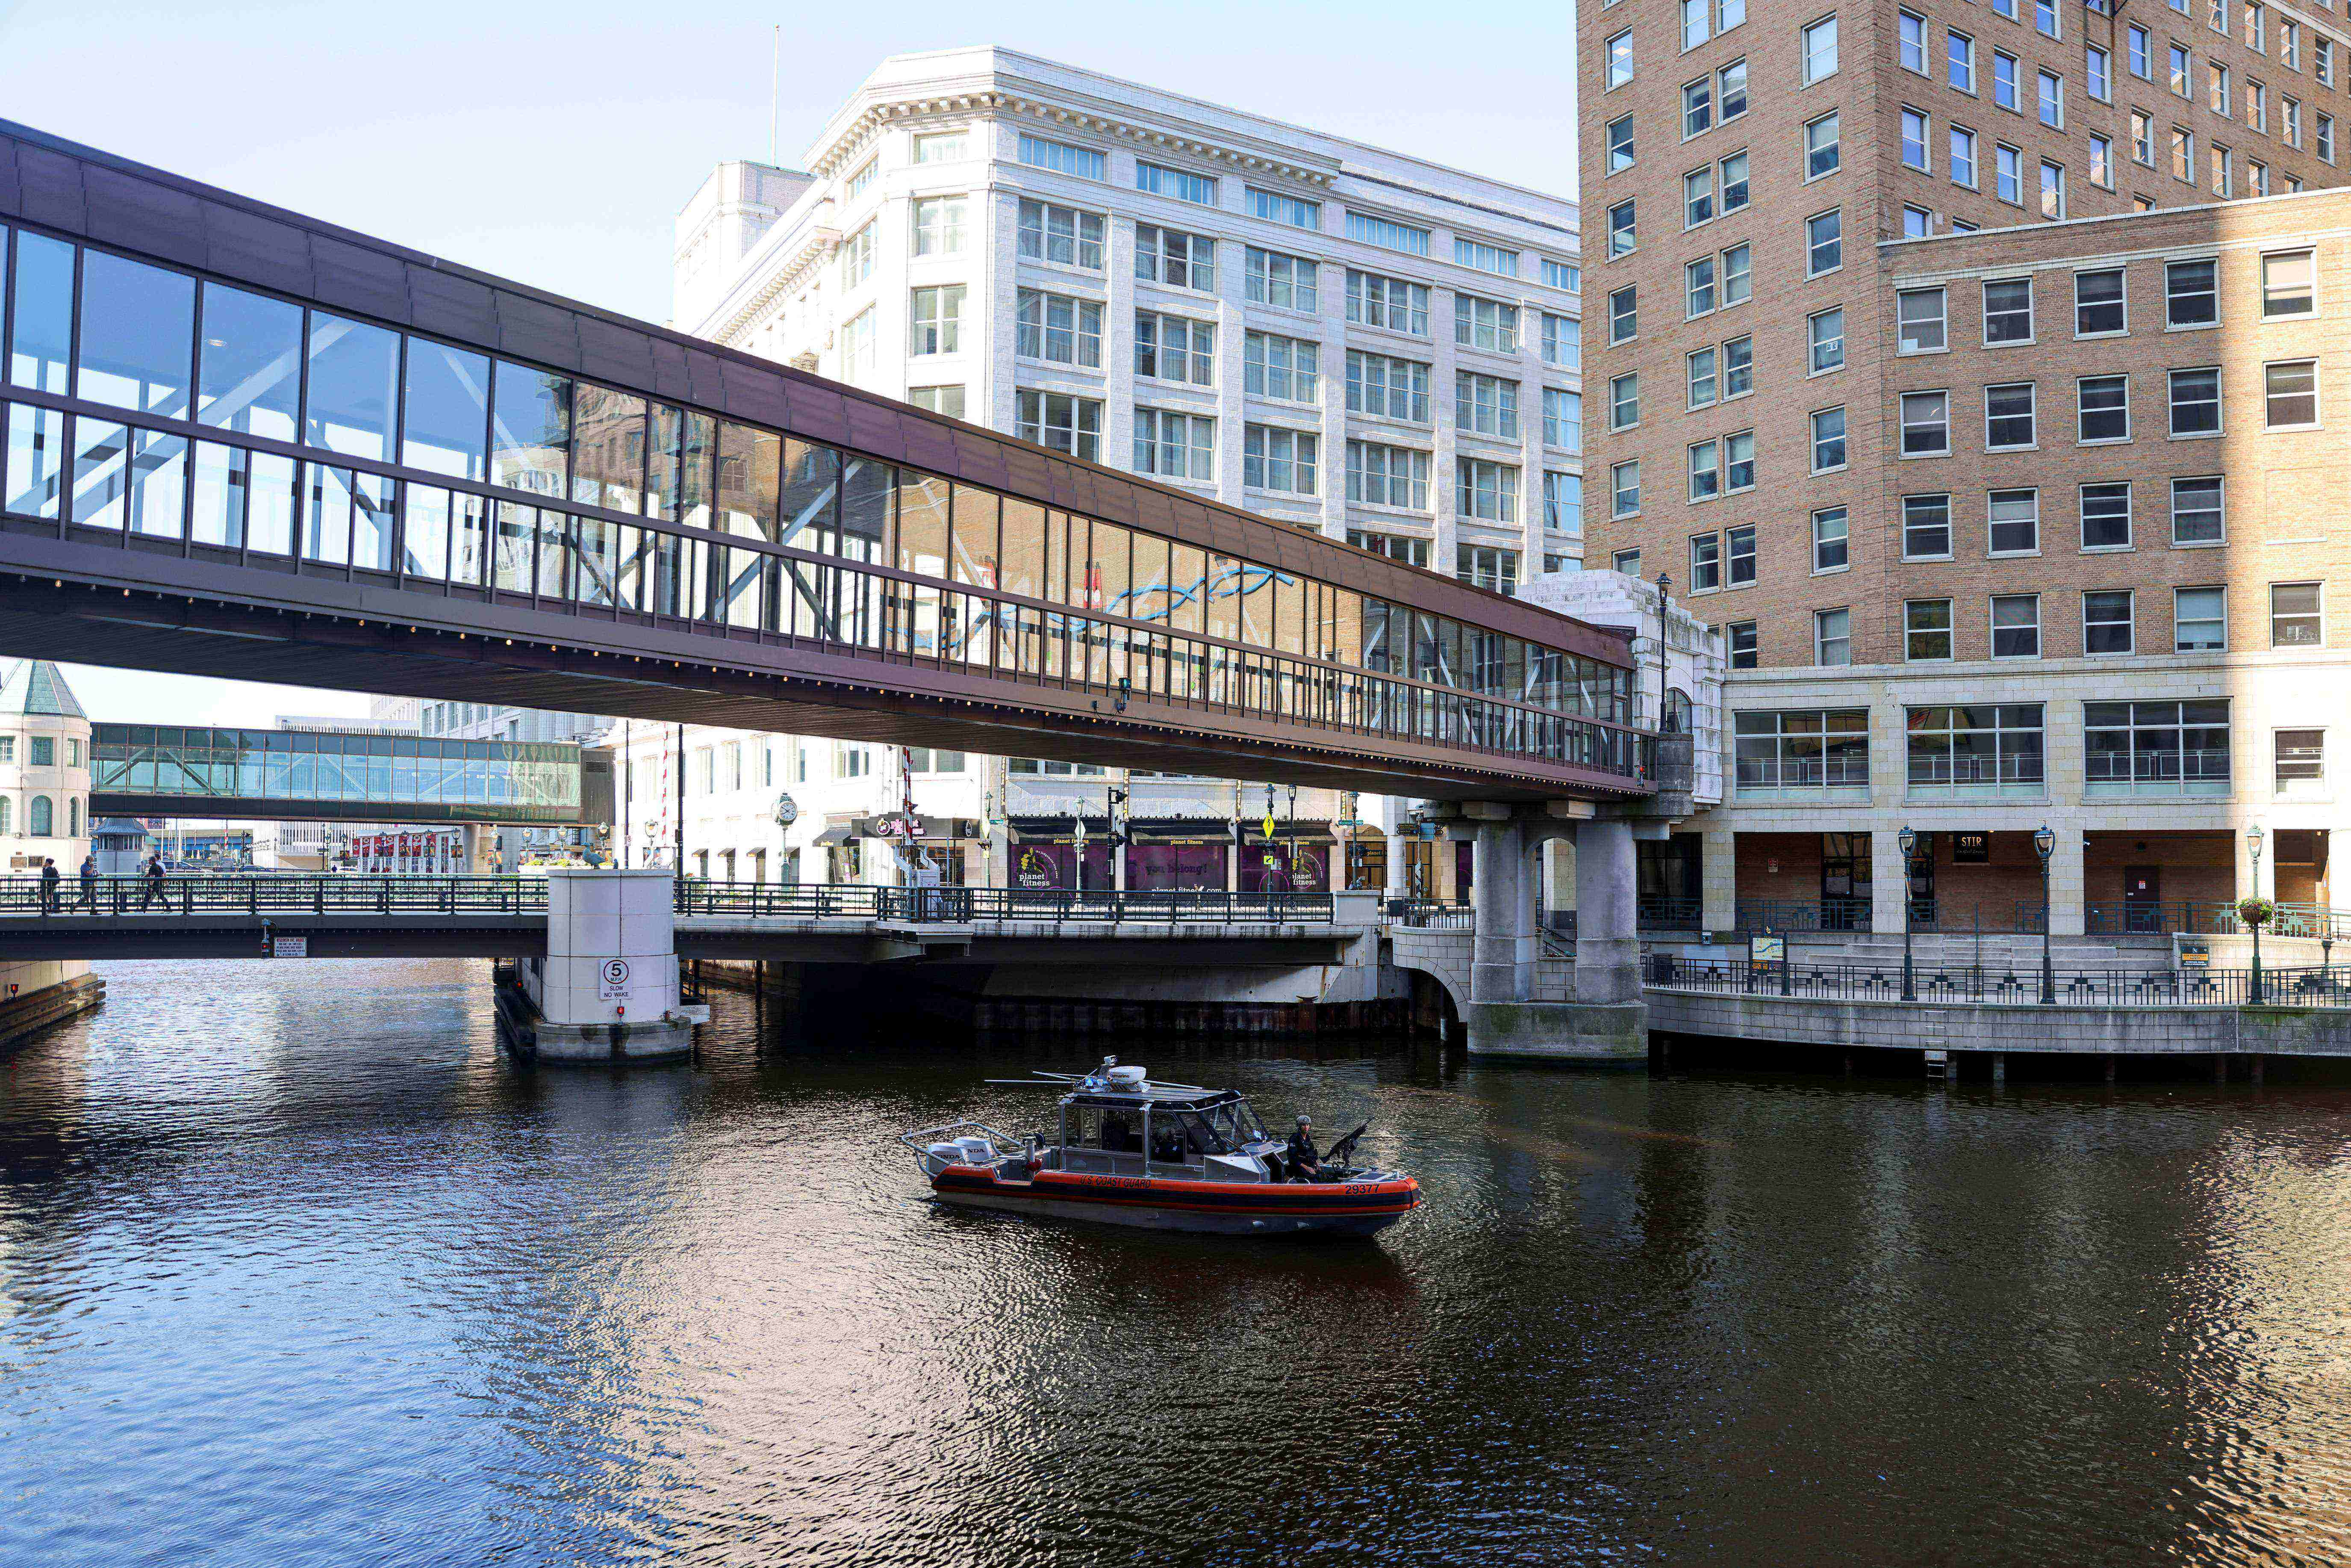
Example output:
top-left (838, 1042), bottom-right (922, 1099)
top-left (0, 660), bottom-right (91, 874)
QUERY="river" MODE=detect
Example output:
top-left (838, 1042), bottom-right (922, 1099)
top-left (2, 958), bottom-right (2348, 1566)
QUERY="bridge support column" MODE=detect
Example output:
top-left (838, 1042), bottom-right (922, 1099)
top-left (1384, 824), bottom-right (1409, 902)
top-left (1465, 814), bottom-right (1648, 1064)
top-left (1469, 817), bottom-right (1523, 1004)
top-left (498, 868), bottom-right (694, 1063)
top-left (1574, 817), bottom-right (1641, 1007)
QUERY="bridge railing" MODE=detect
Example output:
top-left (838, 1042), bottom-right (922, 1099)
top-left (1647, 953), bottom-right (2351, 1007)
top-left (872, 887), bottom-right (1336, 923)
top-left (3, 873), bottom-right (551, 916)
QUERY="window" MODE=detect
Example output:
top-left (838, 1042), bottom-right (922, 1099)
top-left (839, 307), bottom-right (876, 378)
top-left (1347, 442), bottom-right (1431, 510)
top-left (1346, 271), bottom-right (1430, 336)
top-left (1690, 528), bottom-right (1722, 584)
top-left (1806, 209), bottom-right (1841, 275)
top-left (1906, 599), bottom-right (1954, 660)
top-left (2276, 729), bottom-right (2324, 795)
top-left (29, 736), bottom-right (54, 767)
top-left (1455, 544), bottom-right (1520, 596)
top-left (2246, 1), bottom-right (2264, 50)
top-left (2091, 135), bottom-right (2114, 189)
top-left (2263, 251), bottom-right (2316, 318)
top-left (1721, 57), bottom-right (1751, 120)
top-left (1686, 348), bottom-right (1720, 410)
top-left (2169, 367), bottom-right (2222, 435)
top-left (1455, 295), bottom-right (1523, 355)
top-left (1608, 29), bottom-right (1635, 88)
top-left (1608, 200), bottom-right (1638, 258)
top-left (2171, 45), bottom-right (2192, 98)
top-left (2250, 161), bottom-right (2269, 197)
top-left (1901, 391), bottom-right (1951, 454)
top-left (911, 196), bottom-right (967, 256)
top-left (1950, 125), bottom-right (1978, 186)
top-left (2210, 144), bottom-right (2233, 198)
top-left (1908, 703), bottom-right (2047, 790)
top-left (1455, 238), bottom-right (1519, 277)
top-left (2085, 699), bottom-right (2230, 795)
top-left (1018, 200), bottom-right (1106, 269)
top-left (1991, 593), bottom-right (2042, 657)
top-left (2039, 70), bottom-right (2065, 127)
top-left (909, 386), bottom-right (964, 419)
top-left (1989, 488), bottom-right (2041, 554)
top-left (1544, 472), bottom-right (1584, 537)
top-left (1135, 225), bottom-right (1214, 290)
top-left (909, 286), bottom-right (964, 355)
top-left (2272, 582), bottom-right (2323, 646)
top-left (2084, 590), bottom-right (2135, 654)
top-left (1685, 77), bottom-right (1715, 138)
top-left (2175, 585), bottom-right (2227, 649)
top-left (1016, 391), bottom-right (1100, 459)
top-left (1685, 166), bottom-right (1716, 227)
top-left (2172, 475), bottom-right (2225, 543)
top-left (1995, 51), bottom-right (2021, 111)
top-left (1243, 426), bottom-right (1317, 493)
top-left (1016, 289), bottom-right (1104, 368)
top-left (1614, 371), bottom-right (1644, 427)
top-left (2166, 259), bottom-right (2218, 326)
top-left (1722, 245), bottom-right (1752, 306)
top-left (1614, 548), bottom-right (1643, 576)
top-left (1897, 288), bottom-right (1947, 353)
top-left (1813, 506), bottom-right (1849, 572)
top-left (1455, 371), bottom-right (1521, 439)
top-left (1607, 114), bottom-right (1637, 172)
top-left (1132, 409), bottom-right (1214, 481)
top-left (1018, 135), bottom-right (1106, 180)
top-left (1901, 10), bottom-right (1928, 71)
top-left (1802, 609), bottom-right (1848, 666)
top-left (1726, 431), bottom-right (1757, 493)
top-left (2132, 112), bottom-right (2155, 165)
top-left (1986, 383), bottom-right (2037, 448)
top-left (2285, 98), bottom-right (2302, 147)
top-left (1809, 307), bottom-right (1844, 373)
top-left (1727, 623), bottom-right (1758, 669)
top-left (1246, 248), bottom-right (1318, 312)
top-left (1803, 15), bottom-right (1839, 82)
top-left (1612, 460), bottom-right (1642, 517)
top-left (2130, 24), bottom-right (2151, 77)
top-left (1689, 442), bottom-right (1723, 504)
top-left (1727, 522), bottom-right (1758, 583)
top-left (2036, 0), bottom-right (2060, 35)
top-left (1244, 331), bottom-right (1319, 403)
top-left (2326, 37), bottom-right (2341, 88)
top-left (1734, 709), bottom-right (1870, 791)
top-left (1983, 278), bottom-right (2034, 343)
top-left (1688, 256), bottom-right (1718, 316)
top-left (2041, 161), bottom-right (2067, 219)
top-left (2250, 83), bottom-right (2267, 133)
top-left (1812, 405), bottom-right (1848, 471)
top-left (1721, 333), bottom-right (1759, 399)
top-left (1905, 494), bottom-right (1952, 557)
top-left (2210, 62), bottom-right (2232, 116)
top-left (840, 219), bottom-right (876, 287)
top-left (844, 161), bottom-right (877, 201)
top-left (1542, 388), bottom-right (1583, 451)
top-left (1248, 187), bottom-right (1320, 230)
top-left (1458, 460), bottom-right (1520, 522)
top-left (2074, 268), bottom-right (2125, 336)
top-left (1541, 314), bottom-right (1581, 370)
top-left (2284, 19), bottom-right (2301, 68)
top-left (1345, 211), bottom-right (1432, 256)
top-left (1134, 311), bottom-right (1214, 385)
top-left (1806, 112), bottom-right (1841, 177)
top-left (2079, 377), bottom-right (2131, 443)
top-left (2266, 360), bottom-right (2319, 428)
top-left (1902, 108), bottom-right (1932, 169)
top-left (1950, 30), bottom-right (1977, 91)
top-left (1996, 143), bottom-right (2024, 202)
top-left (913, 132), bottom-right (966, 164)
top-left (1346, 351), bottom-right (1432, 423)
top-left (2081, 480), bottom-right (2133, 547)
top-left (1609, 287), bottom-right (1638, 345)
top-left (2089, 45), bottom-right (2112, 100)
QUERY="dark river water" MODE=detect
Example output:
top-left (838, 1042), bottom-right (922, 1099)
top-left (3, 960), bottom-right (2350, 1566)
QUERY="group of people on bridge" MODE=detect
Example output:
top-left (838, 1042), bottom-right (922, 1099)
top-left (35, 854), bottom-right (169, 914)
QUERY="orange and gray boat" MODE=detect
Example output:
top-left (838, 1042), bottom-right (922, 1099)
top-left (900, 1058), bottom-right (1420, 1238)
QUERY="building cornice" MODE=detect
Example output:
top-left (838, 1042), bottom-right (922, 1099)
top-left (706, 224), bottom-right (841, 347)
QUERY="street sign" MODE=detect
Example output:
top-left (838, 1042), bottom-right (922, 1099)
top-left (272, 936), bottom-right (307, 958)
top-left (1750, 933), bottom-right (1785, 967)
top-left (598, 958), bottom-right (632, 999)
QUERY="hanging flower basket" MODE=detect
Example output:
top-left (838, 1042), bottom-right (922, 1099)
top-left (2237, 896), bottom-right (2276, 928)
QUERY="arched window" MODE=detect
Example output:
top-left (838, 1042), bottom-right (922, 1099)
top-left (28, 796), bottom-right (51, 836)
top-left (68, 798), bottom-right (81, 836)
top-left (1664, 687), bottom-right (1693, 734)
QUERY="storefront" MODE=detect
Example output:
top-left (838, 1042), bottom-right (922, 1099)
top-left (1125, 827), bottom-right (1229, 891)
top-left (1237, 827), bottom-right (1332, 893)
top-left (1011, 824), bottom-right (1113, 891)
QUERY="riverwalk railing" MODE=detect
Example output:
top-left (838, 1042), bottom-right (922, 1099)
top-left (1647, 953), bottom-right (2351, 1007)
top-left (1386, 897), bottom-right (1475, 930)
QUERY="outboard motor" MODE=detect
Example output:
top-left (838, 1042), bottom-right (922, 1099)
top-left (955, 1135), bottom-right (994, 1167)
top-left (922, 1142), bottom-right (963, 1178)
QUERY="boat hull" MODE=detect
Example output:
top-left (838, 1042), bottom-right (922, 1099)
top-left (929, 1166), bottom-right (1419, 1237)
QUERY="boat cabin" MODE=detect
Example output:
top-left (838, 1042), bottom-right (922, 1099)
top-left (1052, 1087), bottom-right (1278, 1182)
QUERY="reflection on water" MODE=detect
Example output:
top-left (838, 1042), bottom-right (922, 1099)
top-left (3, 959), bottom-right (2350, 1565)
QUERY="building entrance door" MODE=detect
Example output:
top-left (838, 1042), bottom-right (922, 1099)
top-left (1820, 832), bottom-right (1872, 930)
top-left (1907, 832), bottom-right (1938, 927)
top-left (2123, 866), bottom-right (2161, 934)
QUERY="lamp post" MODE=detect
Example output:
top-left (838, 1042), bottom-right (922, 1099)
top-left (1898, 825), bottom-right (1918, 1001)
top-left (2033, 824), bottom-right (2057, 1005)
top-left (2246, 823), bottom-right (2266, 1005)
top-left (1652, 573), bottom-right (1672, 736)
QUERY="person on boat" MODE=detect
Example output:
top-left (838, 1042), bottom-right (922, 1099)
top-left (1285, 1116), bottom-right (1321, 1182)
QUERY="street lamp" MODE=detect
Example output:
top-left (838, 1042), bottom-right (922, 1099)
top-left (1898, 825), bottom-right (1918, 1001)
top-left (2033, 824), bottom-right (2057, 1005)
top-left (1653, 573), bottom-right (1672, 735)
top-left (2246, 823), bottom-right (2266, 1005)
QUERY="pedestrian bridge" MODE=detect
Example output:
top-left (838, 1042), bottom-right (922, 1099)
top-left (0, 119), bottom-right (1656, 805)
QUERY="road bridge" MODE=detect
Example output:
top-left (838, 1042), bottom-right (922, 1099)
top-left (0, 119), bottom-right (1656, 807)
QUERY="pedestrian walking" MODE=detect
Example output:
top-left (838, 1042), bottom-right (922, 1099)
top-left (139, 852), bottom-right (166, 911)
top-left (76, 852), bottom-right (97, 912)
top-left (39, 856), bottom-right (60, 914)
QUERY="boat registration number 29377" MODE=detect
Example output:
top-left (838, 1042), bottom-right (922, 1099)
top-left (1060, 1173), bottom-right (1152, 1191)
top-left (1346, 1182), bottom-right (1382, 1198)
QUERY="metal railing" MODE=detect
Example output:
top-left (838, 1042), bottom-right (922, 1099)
top-left (1733, 898), bottom-right (1874, 933)
top-left (1648, 953), bottom-right (2351, 1007)
top-left (1386, 897), bottom-right (1475, 930)
top-left (2, 873), bottom-right (551, 916)
top-left (2085, 900), bottom-right (2351, 941)
top-left (877, 887), bottom-right (1336, 923)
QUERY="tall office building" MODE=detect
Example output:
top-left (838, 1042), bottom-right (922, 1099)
top-left (1581, 0), bottom-right (2351, 936)
top-left (663, 45), bottom-right (1587, 892)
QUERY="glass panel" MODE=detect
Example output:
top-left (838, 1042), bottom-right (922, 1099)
top-left (196, 283), bottom-right (302, 438)
top-left (951, 482), bottom-right (998, 585)
top-left (1169, 543), bottom-right (1205, 633)
top-left (681, 411), bottom-right (715, 530)
top-left (897, 474), bottom-right (950, 576)
top-left (570, 383), bottom-right (646, 513)
top-left (352, 472), bottom-right (395, 571)
top-left (1046, 511), bottom-right (1075, 605)
top-left (534, 508), bottom-right (571, 598)
top-left (646, 403), bottom-right (683, 521)
top-left (722, 544), bottom-right (761, 628)
top-left (1092, 522), bottom-right (1133, 618)
top-left (191, 442), bottom-right (247, 548)
top-left (490, 361), bottom-right (570, 496)
top-left (126, 428), bottom-right (187, 539)
top-left (493, 501), bottom-right (534, 591)
top-left (1238, 562), bottom-right (1273, 646)
top-left (1275, 570), bottom-right (1305, 654)
top-left (839, 457), bottom-right (890, 564)
top-left (1001, 498), bottom-right (1046, 599)
top-left (717, 421), bottom-right (779, 539)
top-left (9, 233), bottom-right (74, 393)
top-left (778, 439), bottom-right (837, 548)
top-left (304, 313), bottom-right (399, 460)
top-left (1130, 532), bottom-right (1169, 621)
top-left (76, 251), bottom-right (194, 418)
top-left (449, 490), bottom-right (487, 584)
top-left (70, 418), bottom-right (129, 529)
top-left (613, 523), bottom-right (645, 610)
top-left (1328, 588), bottom-right (1361, 665)
top-left (247, 452), bottom-right (297, 555)
top-left (4, 404), bottom-right (65, 519)
top-left (303, 463), bottom-right (352, 564)
top-left (401, 339), bottom-right (490, 480)
top-left (1204, 553), bottom-right (1239, 640)
top-left (403, 484), bottom-right (450, 578)
top-left (574, 514), bottom-right (617, 605)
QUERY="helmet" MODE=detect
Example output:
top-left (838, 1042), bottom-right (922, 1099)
top-left (1296, 1114), bottom-right (1311, 1126)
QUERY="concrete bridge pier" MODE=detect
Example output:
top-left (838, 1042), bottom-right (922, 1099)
top-left (1460, 805), bottom-right (1650, 1065)
top-left (499, 869), bottom-right (694, 1063)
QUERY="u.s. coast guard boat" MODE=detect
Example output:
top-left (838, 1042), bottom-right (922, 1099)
top-left (899, 1058), bottom-right (1420, 1238)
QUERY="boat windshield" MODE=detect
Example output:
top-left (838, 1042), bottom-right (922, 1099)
top-left (1220, 1099), bottom-right (1270, 1146)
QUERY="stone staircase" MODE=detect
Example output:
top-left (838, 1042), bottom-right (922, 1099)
top-left (1780, 931), bottom-right (2172, 973)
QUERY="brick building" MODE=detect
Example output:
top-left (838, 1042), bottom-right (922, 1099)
top-left (1579, 0), bottom-right (2351, 935)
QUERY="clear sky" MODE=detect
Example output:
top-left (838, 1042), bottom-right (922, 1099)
top-left (2, 0), bottom-right (1578, 727)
